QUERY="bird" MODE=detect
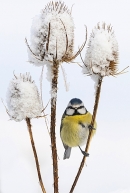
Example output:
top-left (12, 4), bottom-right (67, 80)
top-left (60, 98), bottom-right (97, 159)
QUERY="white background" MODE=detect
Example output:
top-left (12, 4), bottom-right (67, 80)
top-left (0, 0), bottom-right (130, 192)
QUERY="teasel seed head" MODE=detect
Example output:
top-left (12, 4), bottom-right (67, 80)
top-left (27, 1), bottom-right (74, 66)
top-left (6, 73), bottom-right (42, 122)
top-left (83, 22), bottom-right (119, 77)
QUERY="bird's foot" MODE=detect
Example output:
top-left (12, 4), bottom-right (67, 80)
top-left (82, 151), bottom-right (89, 157)
top-left (78, 146), bottom-right (89, 157)
top-left (88, 124), bottom-right (96, 130)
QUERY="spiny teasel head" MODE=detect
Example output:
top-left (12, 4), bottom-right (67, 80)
top-left (6, 73), bottom-right (42, 122)
top-left (83, 22), bottom-right (118, 77)
top-left (27, 1), bottom-right (75, 66)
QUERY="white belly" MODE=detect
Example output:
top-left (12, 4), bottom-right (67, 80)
top-left (78, 124), bottom-right (89, 146)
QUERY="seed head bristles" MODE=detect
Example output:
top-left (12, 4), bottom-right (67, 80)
top-left (83, 22), bottom-right (119, 77)
top-left (27, 1), bottom-right (75, 67)
top-left (1, 98), bottom-right (11, 117)
top-left (43, 1), bottom-right (71, 15)
top-left (6, 73), bottom-right (42, 122)
top-left (61, 25), bottom-right (87, 63)
top-left (25, 38), bottom-right (43, 62)
top-left (70, 4), bottom-right (74, 14)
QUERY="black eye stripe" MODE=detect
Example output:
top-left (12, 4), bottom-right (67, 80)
top-left (67, 106), bottom-right (84, 110)
top-left (77, 106), bottom-right (84, 110)
top-left (67, 106), bottom-right (75, 110)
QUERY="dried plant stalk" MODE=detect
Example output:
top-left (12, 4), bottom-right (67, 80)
top-left (26, 118), bottom-right (46, 193)
top-left (50, 61), bottom-right (59, 193)
top-left (69, 77), bottom-right (103, 193)
top-left (26, 2), bottom-right (87, 192)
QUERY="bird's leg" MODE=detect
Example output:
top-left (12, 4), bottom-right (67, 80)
top-left (78, 146), bottom-right (89, 157)
top-left (88, 124), bottom-right (96, 131)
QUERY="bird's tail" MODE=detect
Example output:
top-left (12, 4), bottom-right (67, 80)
top-left (63, 147), bottom-right (71, 159)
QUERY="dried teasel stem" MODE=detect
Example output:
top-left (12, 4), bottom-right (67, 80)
top-left (50, 60), bottom-right (59, 193)
top-left (40, 66), bottom-right (50, 136)
top-left (61, 64), bottom-right (69, 91)
top-left (26, 117), bottom-right (46, 193)
top-left (69, 76), bottom-right (103, 193)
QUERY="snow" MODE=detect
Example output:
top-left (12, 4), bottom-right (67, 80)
top-left (6, 73), bottom-right (42, 122)
top-left (27, 1), bottom-right (74, 71)
top-left (27, 2), bottom-right (74, 100)
top-left (83, 22), bottom-right (118, 78)
top-left (1, 0), bottom-right (130, 192)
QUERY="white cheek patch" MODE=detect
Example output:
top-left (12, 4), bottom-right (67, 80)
top-left (66, 108), bottom-right (75, 115)
top-left (77, 107), bottom-right (86, 114)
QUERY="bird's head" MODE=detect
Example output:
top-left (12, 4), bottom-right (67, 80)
top-left (65, 98), bottom-right (87, 116)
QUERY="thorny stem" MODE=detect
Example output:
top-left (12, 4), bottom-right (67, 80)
top-left (26, 118), bottom-right (46, 193)
top-left (50, 60), bottom-right (59, 193)
top-left (69, 76), bottom-right (103, 193)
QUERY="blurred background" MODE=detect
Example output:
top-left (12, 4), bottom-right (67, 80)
top-left (0, 0), bottom-right (130, 192)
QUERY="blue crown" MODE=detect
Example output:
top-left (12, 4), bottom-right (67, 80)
top-left (69, 98), bottom-right (83, 105)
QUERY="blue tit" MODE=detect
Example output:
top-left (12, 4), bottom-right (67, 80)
top-left (60, 98), bottom-right (97, 159)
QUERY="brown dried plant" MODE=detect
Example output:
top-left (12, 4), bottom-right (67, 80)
top-left (69, 23), bottom-right (129, 193)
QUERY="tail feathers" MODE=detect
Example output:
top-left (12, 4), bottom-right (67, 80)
top-left (63, 146), bottom-right (71, 159)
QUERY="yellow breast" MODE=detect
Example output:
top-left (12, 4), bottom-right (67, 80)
top-left (60, 112), bottom-right (97, 147)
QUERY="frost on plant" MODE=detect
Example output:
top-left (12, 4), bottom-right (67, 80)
top-left (27, 1), bottom-right (74, 68)
top-left (6, 73), bottom-right (42, 122)
top-left (83, 22), bottom-right (118, 77)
